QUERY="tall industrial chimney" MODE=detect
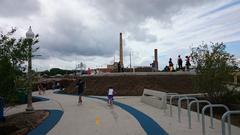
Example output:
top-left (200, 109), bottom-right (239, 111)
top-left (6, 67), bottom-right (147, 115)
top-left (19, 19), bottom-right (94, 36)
top-left (154, 49), bottom-right (158, 70)
top-left (119, 33), bottom-right (123, 66)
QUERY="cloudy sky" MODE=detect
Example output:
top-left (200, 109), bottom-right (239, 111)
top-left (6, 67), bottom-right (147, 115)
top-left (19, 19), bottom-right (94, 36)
top-left (0, 0), bottom-right (240, 71)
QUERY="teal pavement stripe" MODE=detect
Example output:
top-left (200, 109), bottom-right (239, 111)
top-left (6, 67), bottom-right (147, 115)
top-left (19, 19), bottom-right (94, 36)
top-left (90, 96), bottom-right (168, 135)
top-left (28, 109), bottom-right (63, 135)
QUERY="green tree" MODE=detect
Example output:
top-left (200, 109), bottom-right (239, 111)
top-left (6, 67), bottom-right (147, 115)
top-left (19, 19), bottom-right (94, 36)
top-left (49, 68), bottom-right (65, 76)
top-left (0, 28), bottom-right (39, 103)
top-left (0, 58), bottom-right (16, 102)
top-left (191, 42), bottom-right (238, 103)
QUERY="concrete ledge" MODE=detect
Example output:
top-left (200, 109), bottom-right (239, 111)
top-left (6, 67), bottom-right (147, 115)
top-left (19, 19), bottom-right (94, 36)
top-left (84, 71), bottom-right (196, 77)
top-left (141, 89), bottom-right (167, 109)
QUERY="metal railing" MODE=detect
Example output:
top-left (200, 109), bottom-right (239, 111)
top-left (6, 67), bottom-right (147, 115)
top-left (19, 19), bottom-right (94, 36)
top-left (202, 104), bottom-right (230, 135)
top-left (169, 93), bottom-right (205, 116)
top-left (166, 93), bottom-right (239, 135)
top-left (221, 110), bottom-right (240, 135)
top-left (178, 97), bottom-right (197, 122)
top-left (188, 100), bottom-right (211, 129)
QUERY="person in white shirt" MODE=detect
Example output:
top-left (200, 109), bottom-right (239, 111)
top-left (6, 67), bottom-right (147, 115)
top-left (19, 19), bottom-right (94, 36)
top-left (107, 87), bottom-right (116, 105)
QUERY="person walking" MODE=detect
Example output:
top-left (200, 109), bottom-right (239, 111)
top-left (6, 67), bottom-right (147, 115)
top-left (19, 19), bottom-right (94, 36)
top-left (177, 55), bottom-right (183, 70)
top-left (38, 83), bottom-right (43, 95)
top-left (76, 79), bottom-right (85, 104)
top-left (42, 81), bottom-right (46, 95)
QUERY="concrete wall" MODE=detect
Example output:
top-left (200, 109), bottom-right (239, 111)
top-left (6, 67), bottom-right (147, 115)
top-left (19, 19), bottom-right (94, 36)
top-left (64, 73), bottom-right (195, 96)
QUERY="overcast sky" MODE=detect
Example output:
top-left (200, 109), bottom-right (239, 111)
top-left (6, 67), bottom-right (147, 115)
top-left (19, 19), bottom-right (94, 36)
top-left (0, 0), bottom-right (240, 71)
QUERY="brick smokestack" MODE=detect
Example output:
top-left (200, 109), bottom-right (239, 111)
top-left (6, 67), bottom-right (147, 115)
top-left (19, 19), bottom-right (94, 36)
top-left (154, 49), bottom-right (158, 70)
top-left (119, 32), bottom-right (123, 66)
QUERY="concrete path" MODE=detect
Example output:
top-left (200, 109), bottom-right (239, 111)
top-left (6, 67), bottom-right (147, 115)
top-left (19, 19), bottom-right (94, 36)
top-left (6, 90), bottom-right (146, 135)
top-left (46, 92), bottom-right (146, 135)
top-left (5, 90), bottom-right (240, 135)
top-left (116, 97), bottom-right (240, 135)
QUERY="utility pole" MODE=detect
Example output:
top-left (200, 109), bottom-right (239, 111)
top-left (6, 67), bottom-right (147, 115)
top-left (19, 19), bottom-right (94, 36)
top-left (130, 51), bottom-right (132, 68)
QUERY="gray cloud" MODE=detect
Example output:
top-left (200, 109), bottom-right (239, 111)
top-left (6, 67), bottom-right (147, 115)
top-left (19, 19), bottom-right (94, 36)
top-left (15, 0), bottom-right (217, 62)
top-left (37, 14), bottom-right (119, 60)
top-left (0, 0), bottom-right (40, 17)
top-left (91, 0), bottom-right (214, 23)
top-left (36, 0), bottom-right (214, 60)
top-left (87, 0), bottom-right (217, 43)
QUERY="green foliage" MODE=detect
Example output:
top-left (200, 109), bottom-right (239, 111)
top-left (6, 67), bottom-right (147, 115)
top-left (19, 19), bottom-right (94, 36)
top-left (49, 68), bottom-right (66, 76)
top-left (40, 68), bottom-right (76, 76)
top-left (0, 28), bottom-right (39, 103)
top-left (0, 58), bottom-right (17, 103)
top-left (191, 42), bottom-right (238, 103)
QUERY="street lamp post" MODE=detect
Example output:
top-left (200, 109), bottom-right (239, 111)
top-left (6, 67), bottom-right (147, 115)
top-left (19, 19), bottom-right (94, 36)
top-left (26, 26), bottom-right (34, 111)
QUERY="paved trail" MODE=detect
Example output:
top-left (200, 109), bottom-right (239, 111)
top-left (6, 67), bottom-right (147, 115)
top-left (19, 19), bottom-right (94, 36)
top-left (40, 91), bottom-right (145, 135)
top-left (5, 90), bottom-right (240, 135)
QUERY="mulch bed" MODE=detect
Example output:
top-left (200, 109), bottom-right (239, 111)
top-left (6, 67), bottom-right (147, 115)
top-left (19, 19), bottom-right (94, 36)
top-left (0, 110), bottom-right (49, 135)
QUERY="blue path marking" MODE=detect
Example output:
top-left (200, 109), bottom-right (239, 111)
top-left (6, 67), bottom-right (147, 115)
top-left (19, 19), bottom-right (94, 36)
top-left (90, 96), bottom-right (168, 135)
top-left (54, 90), bottom-right (168, 135)
top-left (32, 96), bottom-right (49, 102)
top-left (28, 109), bottom-right (63, 135)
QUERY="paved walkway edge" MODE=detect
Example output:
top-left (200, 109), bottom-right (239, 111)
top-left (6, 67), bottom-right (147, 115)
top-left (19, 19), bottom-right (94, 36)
top-left (90, 96), bottom-right (168, 135)
top-left (53, 91), bottom-right (168, 135)
top-left (28, 109), bottom-right (64, 135)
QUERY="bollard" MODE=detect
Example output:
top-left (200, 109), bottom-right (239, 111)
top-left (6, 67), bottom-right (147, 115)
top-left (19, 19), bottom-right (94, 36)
top-left (169, 93), bottom-right (206, 117)
top-left (178, 96), bottom-right (197, 123)
top-left (221, 110), bottom-right (240, 135)
top-left (202, 104), bottom-right (230, 135)
top-left (0, 96), bottom-right (5, 122)
top-left (188, 100), bottom-right (211, 129)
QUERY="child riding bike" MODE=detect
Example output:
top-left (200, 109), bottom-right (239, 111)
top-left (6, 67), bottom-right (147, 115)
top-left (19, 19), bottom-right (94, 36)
top-left (107, 86), bottom-right (116, 105)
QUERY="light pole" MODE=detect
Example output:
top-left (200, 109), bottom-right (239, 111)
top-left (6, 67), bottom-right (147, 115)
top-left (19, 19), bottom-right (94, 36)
top-left (26, 26), bottom-right (34, 111)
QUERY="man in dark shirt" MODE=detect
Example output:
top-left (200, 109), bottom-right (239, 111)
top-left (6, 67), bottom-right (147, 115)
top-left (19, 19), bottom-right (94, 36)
top-left (76, 79), bottom-right (85, 104)
top-left (178, 55), bottom-right (183, 70)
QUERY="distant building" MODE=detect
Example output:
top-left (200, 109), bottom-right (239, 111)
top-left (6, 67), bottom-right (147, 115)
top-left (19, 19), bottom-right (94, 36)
top-left (96, 68), bottom-right (112, 73)
top-left (107, 62), bottom-right (118, 70)
top-left (119, 33), bottom-right (124, 67)
top-left (150, 49), bottom-right (159, 71)
top-left (134, 66), bottom-right (153, 72)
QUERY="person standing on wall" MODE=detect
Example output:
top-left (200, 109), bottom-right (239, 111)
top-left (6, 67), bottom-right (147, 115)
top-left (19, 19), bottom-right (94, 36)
top-left (76, 79), bottom-right (85, 104)
top-left (185, 56), bottom-right (191, 71)
top-left (177, 55), bottom-right (183, 70)
top-left (169, 58), bottom-right (174, 72)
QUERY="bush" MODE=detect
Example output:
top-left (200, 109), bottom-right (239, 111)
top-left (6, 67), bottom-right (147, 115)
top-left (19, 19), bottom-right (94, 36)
top-left (0, 58), bottom-right (17, 103)
top-left (191, 42), bottom-right (238, 103)
top-left (0, 28), bottom-right (39, 104)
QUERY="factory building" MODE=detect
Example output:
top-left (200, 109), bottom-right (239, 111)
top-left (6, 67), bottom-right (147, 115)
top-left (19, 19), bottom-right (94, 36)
top-left (150, 49), bottom-right (159, 71)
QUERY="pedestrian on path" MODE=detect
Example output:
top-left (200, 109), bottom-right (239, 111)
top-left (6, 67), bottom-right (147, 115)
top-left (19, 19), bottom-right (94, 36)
top-left (42, 81), bottom-right (46, 95)
top-left (76, 79), bottom-right (85, 104)
top-left (38, 83), bottom-right (43, 95)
